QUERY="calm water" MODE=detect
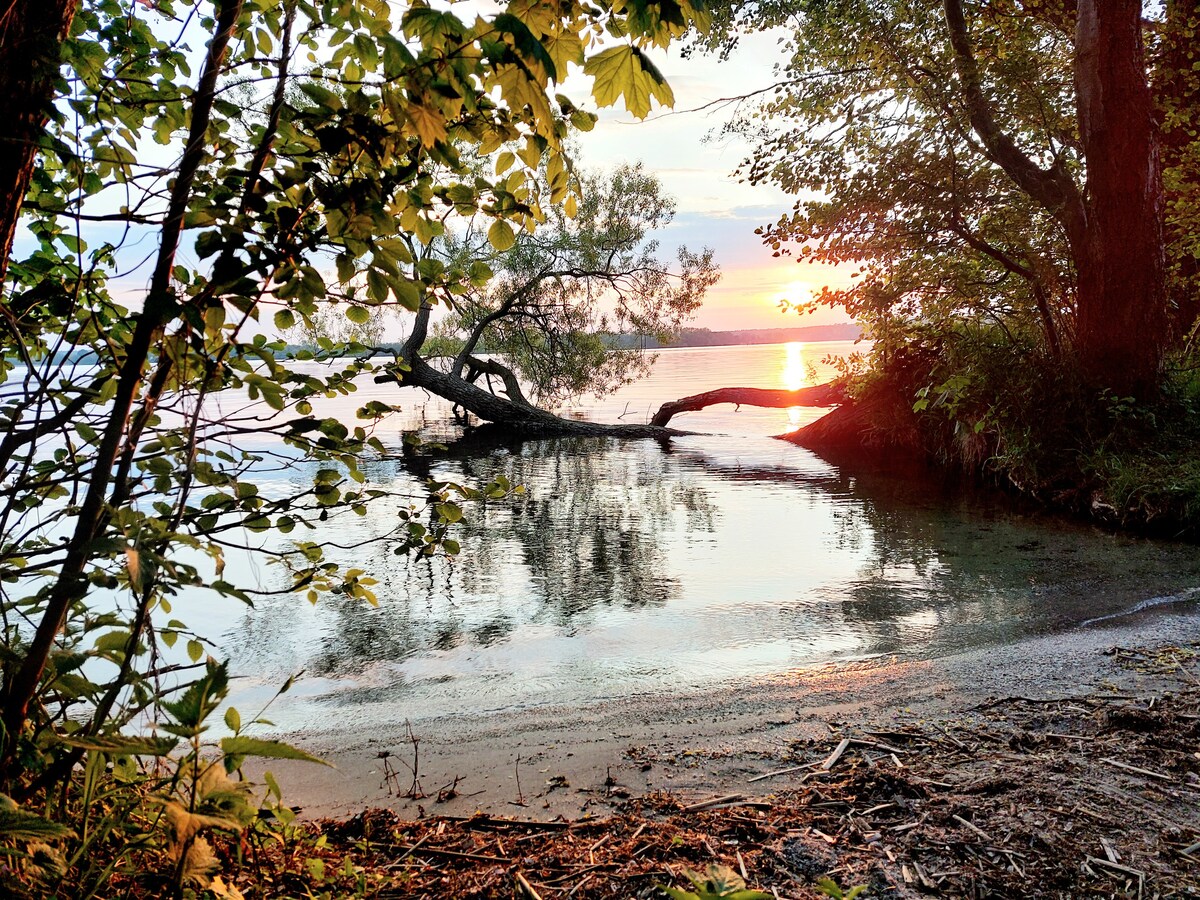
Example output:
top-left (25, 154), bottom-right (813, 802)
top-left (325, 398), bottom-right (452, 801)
top-left (182, 342), bottom-right (1200, 732)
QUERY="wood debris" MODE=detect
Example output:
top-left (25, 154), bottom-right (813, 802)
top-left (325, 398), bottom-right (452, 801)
top-left (197, 642), bottom-right (1200, 898)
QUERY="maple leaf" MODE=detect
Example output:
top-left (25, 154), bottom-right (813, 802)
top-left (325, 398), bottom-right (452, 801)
top-left (583, 45), bottom-right (674, 119)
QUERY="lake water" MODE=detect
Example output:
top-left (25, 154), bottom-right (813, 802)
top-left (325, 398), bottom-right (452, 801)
top-left (191, 341), bottom-right (1200, 733)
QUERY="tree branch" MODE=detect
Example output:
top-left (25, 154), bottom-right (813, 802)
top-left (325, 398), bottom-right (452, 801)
top-left (465, 355), bottom-right (532, 407)
top-left (650, 383), bottom-right (845, 428)
top-left (942, 0), bottom-right (1087, 242)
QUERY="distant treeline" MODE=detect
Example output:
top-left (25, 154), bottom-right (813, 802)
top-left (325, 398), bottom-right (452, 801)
top-left (279, 324), bottom-right (863, 359)
top-left (606, 323), bottom-right (862, 349)
top-left (7, 325), bottom-right (863, 369)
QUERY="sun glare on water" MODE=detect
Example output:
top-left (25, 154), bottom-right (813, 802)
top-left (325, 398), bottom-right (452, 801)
top-left (782, 342), bottom-right (807, 427)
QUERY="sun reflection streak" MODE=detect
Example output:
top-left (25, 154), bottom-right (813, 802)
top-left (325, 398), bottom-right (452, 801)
top-left (783, 342), bottom-right (807, 426)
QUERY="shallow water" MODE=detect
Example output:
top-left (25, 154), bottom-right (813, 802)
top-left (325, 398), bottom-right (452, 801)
top-left (185, 342), bottom-right (1200, 732)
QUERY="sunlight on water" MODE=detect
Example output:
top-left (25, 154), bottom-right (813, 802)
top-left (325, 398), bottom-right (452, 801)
top-left (161, 342), bottom-right (1200, 734)
top-left (783, 341), bottom-right (808, 427)
top-left (783, 342), bottom-right (809, 390)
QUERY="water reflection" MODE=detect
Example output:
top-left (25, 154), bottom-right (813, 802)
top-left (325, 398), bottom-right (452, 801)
top-left (227, 436), bottom-right (717, 688)
top-left (212, 430), bottom-right (1200, 731)
top-left (782, 341), bottom-right (809, 428)
top-left (198, 344), bottom-right (1200, 729)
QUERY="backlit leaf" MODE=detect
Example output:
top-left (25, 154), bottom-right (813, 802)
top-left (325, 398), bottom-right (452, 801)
top-left (488, 219), bottom-right (517, 251)
top-left (583, 45), bottom-right (674, 119)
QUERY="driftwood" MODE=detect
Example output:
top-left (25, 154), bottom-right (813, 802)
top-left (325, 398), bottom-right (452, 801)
top-left (383, 304), bottom-right (852, 440)
top-left (649, 383), bottom-right (845, 428)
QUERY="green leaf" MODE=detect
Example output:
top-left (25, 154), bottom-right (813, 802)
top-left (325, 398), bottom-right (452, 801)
top-left (274, 309), bottom-right (296, 331)
top-left (583, 45), bottom-right (674, 119)
top-left (0, 796), bottom-right (75, 841)
top-left (346, 304), bottom-right (371, 325)
top-left (493, 13), bottom-right (557, 82)
top-left (220, 737), bottom-right (330, 766)
top-left (224, 706), bottom-right (241, 733)
top-left (488, 219), bottom-right (517, 251)
top-left (55, 735), bottom-right (178, 756)
top-left (298, 81), bottom-right (341, 110)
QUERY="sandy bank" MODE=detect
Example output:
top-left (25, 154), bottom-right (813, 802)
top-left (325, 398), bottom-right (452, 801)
top-left (261, 603), bottom-right (1200, 820)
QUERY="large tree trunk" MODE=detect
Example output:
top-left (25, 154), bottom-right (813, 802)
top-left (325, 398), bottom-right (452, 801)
top-left (1073, 0), bottom-right (1168, 396)
top-left (944, 0), bottom-right (1168, 398)
top-left (0, 0), bottom-right (78, 293)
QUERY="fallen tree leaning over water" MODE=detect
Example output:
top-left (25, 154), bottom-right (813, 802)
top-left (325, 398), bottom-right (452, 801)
top-left (379, 316), bottom-right (851, 439)
top-left (649, 383), bottom-right (845, 427)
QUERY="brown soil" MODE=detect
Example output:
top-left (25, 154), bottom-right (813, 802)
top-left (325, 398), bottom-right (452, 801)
top-left (216, 639), bottom-right (1200, 899)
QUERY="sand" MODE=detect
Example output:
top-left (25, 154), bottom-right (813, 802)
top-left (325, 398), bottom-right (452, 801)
top-left (257, 603), bottom-right (1200, 821)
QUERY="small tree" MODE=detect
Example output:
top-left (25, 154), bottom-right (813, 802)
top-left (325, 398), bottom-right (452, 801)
top-left (424, 162), bottom-right (718, 409)
top-left (0, 0), bottom-right (709, 890)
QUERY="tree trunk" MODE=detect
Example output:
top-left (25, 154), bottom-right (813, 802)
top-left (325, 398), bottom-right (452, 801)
top-left (649, 383), bottom-right (845, 427)
top-left (1073, 0), bottom-right (1167, 396)
top-left (944, 0), bottom-right (1168, 398)
top-left (381, 355), bottom-right (689, 438)
top-left (0, 0), bottom-right (78, 293)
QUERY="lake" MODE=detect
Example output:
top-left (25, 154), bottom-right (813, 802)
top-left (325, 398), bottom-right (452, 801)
top-left (192, 341), bottom-right (1200, 733)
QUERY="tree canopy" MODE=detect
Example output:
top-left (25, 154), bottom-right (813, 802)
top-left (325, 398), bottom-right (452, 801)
top-left (404, 162), bottom-right (717, 408)
top-left (707, 0), bottom-right (1186, 397)
top-left (0, 0), bottom-right (711, 889)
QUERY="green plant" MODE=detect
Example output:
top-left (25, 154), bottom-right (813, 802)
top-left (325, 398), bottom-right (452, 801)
top-left (815, 876), bottom-right (868, 899)
top-left (1, 658), bottom-right (322, 897)
top-left (657, 863), bottom-right (773, 900)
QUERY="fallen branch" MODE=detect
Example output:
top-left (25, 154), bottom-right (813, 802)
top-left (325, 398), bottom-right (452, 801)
top-left (821, 737), bottom-right (852, 771)
top-left (650, 383), bottom-right (844, 427)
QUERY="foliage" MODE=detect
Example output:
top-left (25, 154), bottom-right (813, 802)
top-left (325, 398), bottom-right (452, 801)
top-left (700, 0), bottom-right (1196, 513)
top-left (658, 863), bottom-right (774, 900)
top-left (432, 161), bottom-right (719, 405)
top-left (708, 0), bottom-right (1078, 354)
top-left (844, 322), bottom-right (1200, 536)
top-left (0, 657), bottom-right (322, 897)
top-left (814, 876), bottom-right (868, 900)
top-left (704, 0), bottom-right (1193, 401)
top-left (0, 0), bottom-right (710, 892)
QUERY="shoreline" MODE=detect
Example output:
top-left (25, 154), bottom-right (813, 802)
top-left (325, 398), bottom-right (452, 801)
top-left (262, 603), bottom-right (1200, 821)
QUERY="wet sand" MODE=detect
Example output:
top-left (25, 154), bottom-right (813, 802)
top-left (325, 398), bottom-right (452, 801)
top-left (260, 605), bottom-right (1200, 820)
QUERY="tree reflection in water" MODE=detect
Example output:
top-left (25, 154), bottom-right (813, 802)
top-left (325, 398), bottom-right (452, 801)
top-left (224, 432), bottom-right (1200, 698)
top-left (231, 433), bottom-right (716, 679)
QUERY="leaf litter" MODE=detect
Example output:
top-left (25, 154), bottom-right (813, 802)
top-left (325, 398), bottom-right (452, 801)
top-left (196, 642), bottom-right (1200, 898)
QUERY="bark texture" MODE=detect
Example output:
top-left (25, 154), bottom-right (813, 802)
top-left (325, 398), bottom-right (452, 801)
top-left (1073, 0), bottom-right (1167, 395)
top-left (0, 0), bottom-right (78, 293)
top-left (1157, 0), bottom-right (1200, 337)
top-left (649, 383), bottom-right (845, 428)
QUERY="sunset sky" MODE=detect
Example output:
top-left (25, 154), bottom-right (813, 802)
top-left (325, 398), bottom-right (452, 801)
top-left (570, 32), bottom-right (856, 332)
top-left (14, 15), bottom-right (855, 337)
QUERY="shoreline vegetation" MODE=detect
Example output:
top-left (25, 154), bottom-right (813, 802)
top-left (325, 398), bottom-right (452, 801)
top-left (3, 0), bottom-right (1198, 897)
top-left (37, 614), bottom-right (1200, 899)
top-left (782, 333), bottom-right (1200, 542)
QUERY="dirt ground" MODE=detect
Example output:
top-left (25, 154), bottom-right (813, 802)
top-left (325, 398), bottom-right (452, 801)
top-left (219, 609), bottom-right (1200, 898)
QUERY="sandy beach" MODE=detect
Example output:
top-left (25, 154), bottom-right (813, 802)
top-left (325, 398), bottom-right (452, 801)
top-left (258, 600), bottom-right (1200, 821)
